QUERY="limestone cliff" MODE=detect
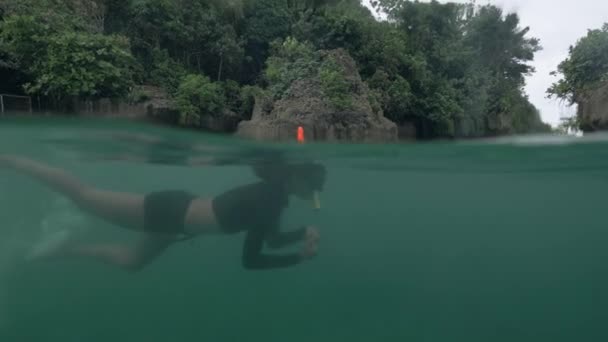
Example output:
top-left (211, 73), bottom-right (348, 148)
top-left (236, 49), bottom-right (398, 142)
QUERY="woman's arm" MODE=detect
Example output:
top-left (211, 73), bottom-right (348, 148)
top-left (242, 227), bottom-right (301, 270)
top-left (265, 226), bottom-right (319, 249)
top-left (265, 226), bottom-right (306, 249)
top-left (241, 226), bottom-right (317, 270)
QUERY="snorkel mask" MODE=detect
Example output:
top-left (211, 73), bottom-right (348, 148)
top-left (313, 190), bottom-right (321, 210)
top-left (283, 159), bottom-right (326, 211)
top-left (307, 162), bottom-right (325, 210)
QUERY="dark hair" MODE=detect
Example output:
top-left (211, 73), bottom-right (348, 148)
top-left (253, 161), bottom-right (326, 190)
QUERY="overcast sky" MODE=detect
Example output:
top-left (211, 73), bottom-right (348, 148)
top-left (362, 0), bottom-right (607, 127)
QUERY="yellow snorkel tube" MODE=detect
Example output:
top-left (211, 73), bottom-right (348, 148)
top-left (312, 191), bottom-right (321, 210)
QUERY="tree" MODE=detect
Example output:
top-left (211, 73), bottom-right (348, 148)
top-left (175, 74), bottom-right (225, 127)
top-left (0, 33), bottom-right (24, 93)
top-left (463, 5), bottom-right (541, 87)
top-left (72, 0), bottom-right (106, 33)
top-left (1, 0), bottom-right (550, 137)
top-left (103, 0), bottom-right (132, 34)
top-left (460, 5), bottom-right (542, 136)
top-left (555, 116), bottom-right (580, 135)
top-left (128, 0), bottom-right (244, 83)
top-left (0, 15), bottom-right (50, 71)
top-left (547, 23), bottom-right (608, 105)
top-left (264, 37), bottom-right (319, 99)
top-left (209, 0), bottom-right (245, 28)
top-left (0, 0), bottom-right (106, 33)
top-left (26, 32), bottom-right (135, 102)
top-left (241, 0), bottom-right (293, 83)
top-left (0, 12), bottom-right (134, 105)
top-left (365, 0), bottom-right (544, 138)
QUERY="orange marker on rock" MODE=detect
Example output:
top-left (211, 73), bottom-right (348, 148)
top-left (297, 126), bottom-right (305, 143)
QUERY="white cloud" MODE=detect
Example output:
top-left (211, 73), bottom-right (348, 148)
top-left (361, 0), bottom-right (607, 127)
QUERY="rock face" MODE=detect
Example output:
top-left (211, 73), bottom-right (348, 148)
top-left (140, 85), bottom-right (179, 122)
top-left (236, 49), bottom-right (398, 142)
top-left (71, 85), bottom-right (172, 119)
top-left (199, 109), bottom-right (241, 132)
top-left (578, 81), bottom-right (608, 132)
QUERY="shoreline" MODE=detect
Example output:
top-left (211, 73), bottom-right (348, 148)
top-left (0, 112), bottom-right (568, 145)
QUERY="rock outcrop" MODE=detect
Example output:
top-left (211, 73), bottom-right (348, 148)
top-left (199, 109), bottom-right (241, 132)
top-left (139, 85), bottom-right (179, 122)
top-left (236, 49), bottom-right (398, 142)
top-left (577, 81), bottom-right (608, 132)
top-left (72, 85), bottom-right (173, 119)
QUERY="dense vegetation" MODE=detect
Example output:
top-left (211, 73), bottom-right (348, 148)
top-left (0, 0), bottom-right (550, 138)
top-left (548, 23), bottom-right (608, 132)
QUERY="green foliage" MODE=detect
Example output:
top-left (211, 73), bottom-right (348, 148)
top-left (222, 79), bottom-right (243, 114)
top-left (264, 37), bottom-right (319, 99)
top-left (547, 23), bottom-right (608, 104)
top-left (208, 0), bottom-right (245, 25)
top-left (368, 70), bottom-right (413, 122)
top-left (128, 0), bottom-right (243, 81)
top-left (464, 5), bottom-right (541, 86)
top-left (292, 5), bottom-right (408, 78)
top-left (104, 0), bottom-right (132, 34)
top-left (509, 93), bottom-right (552, 134)
top-left (319, 56), bottom-right (352, 110)
top-left (26, 32), bottom-right (134, 100)
top-left (244, 0), bottom-right (292, 45)
top-left (0, 15), bottom-right (51, 70)
top-left (367, 90), bottom-right (383, 116)
top-left (148, 48), bottom-right (186, 95)
top-left (127, 86), bottom-right (151, 104)
top-left (238, 85), bottom-right (261, 119)
top-left (264, 36), bottom-right (353, 110)
top-left (555, 116), bottom-right (580, 135)
top-left (222, 80), bottom-right (261, 119)
top-left (0, 0), bottom-right (549, 138)
top-left (292, 7), bottom-right (366, 52)
top-left (0, 0), bottom-right (95, 33)
top-left (367, 0), bottom-right (546, 138)
top-left (175, 74), bottom-right (225, 127)
top-left (0, 12), bottom-right (134, 102)
top-left (0, 12), bottom-right (36, 93)
top-left (241, 0), bottom-right (293, 82)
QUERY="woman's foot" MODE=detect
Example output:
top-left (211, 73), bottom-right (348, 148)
top-left (25, 229), bottom-right (74, 261)
top-left (0, 154), bottom-right (18, 168)
top-left (300, 226), bottom-right (320, 260)
top-left (0, 154), bottom-right (9, 166)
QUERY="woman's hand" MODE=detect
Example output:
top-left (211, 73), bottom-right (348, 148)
top-left (300, 226), bottom-right (320, 260)
top-left (305, 226), bottom-right (320, 243)
top-left (0, 154), bottom-right (13, 167)
top-left (0, 154), bottom-right (20, 168)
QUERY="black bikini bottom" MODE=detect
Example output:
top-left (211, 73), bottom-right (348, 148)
top-left (143, 190), bottom-right (197, 235)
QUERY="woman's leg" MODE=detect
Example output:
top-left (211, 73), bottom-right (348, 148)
top-left (1, 155), bottom-right (145, 231)
top-left (35, 233), bottom-right (176, 273)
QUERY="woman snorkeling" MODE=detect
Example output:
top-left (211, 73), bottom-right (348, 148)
top-left (0, 154), bottom-right (325, 272)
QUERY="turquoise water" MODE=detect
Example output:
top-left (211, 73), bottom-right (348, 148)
top-left (1, 117), bottom-right (608, 341)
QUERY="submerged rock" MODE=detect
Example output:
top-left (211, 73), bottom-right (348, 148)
top-left (236, 49), bottom-right (397, 142)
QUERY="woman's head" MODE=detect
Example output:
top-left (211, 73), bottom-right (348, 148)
top-left (284, 162), bottom-right (326, 199)
top-left (253, 161), bottom-right (327, 203)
